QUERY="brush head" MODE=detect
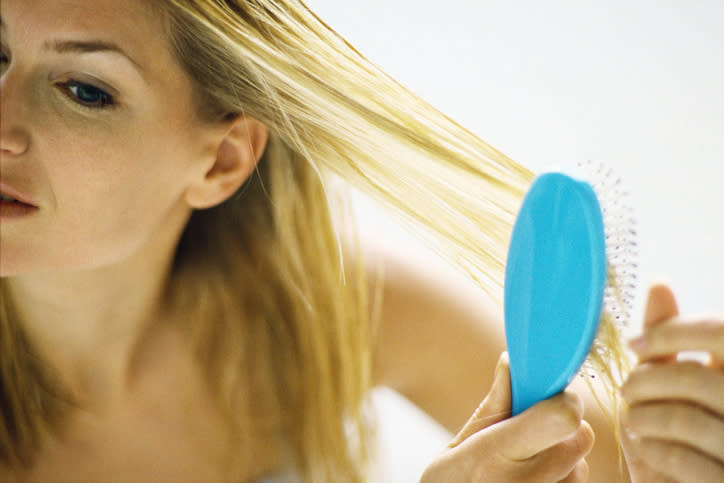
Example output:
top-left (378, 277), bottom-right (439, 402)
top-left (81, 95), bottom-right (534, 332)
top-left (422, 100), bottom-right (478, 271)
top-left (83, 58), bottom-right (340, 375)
top-left (577, 161), bottom-right (638, 382)
top-left (504, 171), bottom-right (608, 416)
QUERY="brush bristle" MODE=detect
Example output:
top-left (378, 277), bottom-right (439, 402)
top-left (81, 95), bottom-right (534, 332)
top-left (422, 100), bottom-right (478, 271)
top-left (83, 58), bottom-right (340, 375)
top-left (571, 161), bottom-right (638, 468)
top-left (577, 160), bottom-right (638, 386)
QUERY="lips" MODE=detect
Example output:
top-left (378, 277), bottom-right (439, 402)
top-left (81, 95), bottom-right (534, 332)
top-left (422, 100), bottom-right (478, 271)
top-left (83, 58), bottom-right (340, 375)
top-left (0, 199), bottom-right (38, 220)
top-left (0, 182), bottom-right (38, 208)
top-left (0, 182), bottom-right (39, 220)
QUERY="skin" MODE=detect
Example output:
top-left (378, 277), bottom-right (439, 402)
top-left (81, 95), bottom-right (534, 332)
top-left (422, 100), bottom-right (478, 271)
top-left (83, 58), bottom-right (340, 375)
top-left (2, 0), bottom-right (723, 481)
top-left (422, 355), bottom-right (594, 482)
top-left (0, 0), bottom-right (268, 397)
top-left (1, 0), bottom-right (270, 480)
top-left (370, 242), bottom-right (606, 482)
top-left (620, 285), bottom-right (724, 482)
top-left (372, 242), bottom-right (724, 482)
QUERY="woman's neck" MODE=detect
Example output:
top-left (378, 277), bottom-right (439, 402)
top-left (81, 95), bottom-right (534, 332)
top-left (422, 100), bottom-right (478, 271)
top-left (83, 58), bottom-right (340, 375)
top-left (4, 212), bottom-right (188, 411)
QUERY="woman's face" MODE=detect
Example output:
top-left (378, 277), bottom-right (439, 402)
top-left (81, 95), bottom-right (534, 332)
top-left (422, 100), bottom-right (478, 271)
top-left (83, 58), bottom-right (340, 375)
top-left (0, 0), bottom-right (218, 276)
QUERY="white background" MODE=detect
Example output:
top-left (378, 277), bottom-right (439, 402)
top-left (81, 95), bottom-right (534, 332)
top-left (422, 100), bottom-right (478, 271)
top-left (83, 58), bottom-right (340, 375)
top-left (305, 1), bottom-right (724, 481)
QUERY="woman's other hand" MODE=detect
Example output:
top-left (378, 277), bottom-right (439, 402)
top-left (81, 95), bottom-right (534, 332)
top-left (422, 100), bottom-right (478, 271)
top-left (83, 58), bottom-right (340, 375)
top-left (621, 284), bottom-right (724, 482)
top-left (420, 353), bottom-right (594, 482)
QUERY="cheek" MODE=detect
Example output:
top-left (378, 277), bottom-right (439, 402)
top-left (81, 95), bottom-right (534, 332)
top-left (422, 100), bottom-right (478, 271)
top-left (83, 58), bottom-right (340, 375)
top-left (35, 121), bottom-right (194, 270)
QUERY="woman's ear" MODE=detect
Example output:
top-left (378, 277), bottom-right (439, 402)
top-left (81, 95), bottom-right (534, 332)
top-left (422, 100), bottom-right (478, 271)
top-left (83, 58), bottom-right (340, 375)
top-left (184, 115), bottom-right (269, 209)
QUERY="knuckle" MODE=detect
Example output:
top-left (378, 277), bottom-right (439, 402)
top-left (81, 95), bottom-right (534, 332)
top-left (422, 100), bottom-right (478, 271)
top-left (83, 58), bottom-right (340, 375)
top-left (671, 404), bottom-right (702, 435)
top-left (677, 361), bottom-right (708, 392)
top-left (565, 459), bottom-right (589, 483)
top-left (649, 404), bottom-right (681, 435)
top-left (552, 393), bottom-right (583, 432)
top-left (629, 403), bottom-right (696, 439)
top-left (662, 409), bottom-right (685, 437)
top-left (694, 411), bottom-right (724, 455)
top-left (522, 428), bottom-right (592, 482)
top-left (482, 450), bottom-right (526, 482)
top-left (639, 438), bottom-right (686, 470)
top-left (663, 444), bottom-right (688, 470)
top-left (553, 410), bottom-right (579, 436)
top-left (574, 422), bottom-right (595, 456)
top-left (632, 403), bottom-right (724, 470)
top-left (562, 391), bottom-right (584, 415)
top-left (531, 449), bottom-right (581, 482)
top-left (625, 405), bottom-right (647, 434)
top-left (621, 367), bottom-right (648, 396)
top-left (626, 363), bottom-right (652, 382)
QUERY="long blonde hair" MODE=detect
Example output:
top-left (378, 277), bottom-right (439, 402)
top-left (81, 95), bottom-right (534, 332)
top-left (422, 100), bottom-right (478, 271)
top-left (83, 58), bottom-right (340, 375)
top-left (161, 3), bottom-right (533, 478)
top-left (1, 0), bottom-right (536, 480)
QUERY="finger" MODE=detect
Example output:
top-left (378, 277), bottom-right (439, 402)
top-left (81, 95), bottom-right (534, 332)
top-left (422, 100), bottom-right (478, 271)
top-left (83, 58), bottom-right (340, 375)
top-left (629, 283), bottom-right (679, 361)
top-left (619, 424), bottom-right (678, 483)
top-left (497, 391), bottom-right (584, 461)
top-left (636, 283), bottom-right (680, 364)
top-left (643, 283), bottom-right (680, 329)
top-left (629, 317), bottom-right (724, 363)
top-left (559, 459), bottom-right (589, 483)
top-left (621, 425), bottom-right (679, 483)
top-left (622, 361), bottom-right (724, 416)
top-left (627, 402), bottom-right (724, 463)
top-left (521, 421), bottom-right (594, 482)
top-left (449, 352), bottom-right (511, 448)
top-left (635, 438), bottom-right (724, 482)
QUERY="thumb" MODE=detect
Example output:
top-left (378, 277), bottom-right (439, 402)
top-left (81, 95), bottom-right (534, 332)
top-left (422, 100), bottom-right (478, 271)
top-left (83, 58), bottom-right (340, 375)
top-left (449, 352), bottom-right (512, 448)
top-left (644, 283), bottom-right (679, 329)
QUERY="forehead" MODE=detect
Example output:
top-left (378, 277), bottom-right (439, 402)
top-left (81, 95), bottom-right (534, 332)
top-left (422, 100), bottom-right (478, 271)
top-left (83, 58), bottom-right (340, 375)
top-left (2, 0), bottom-right (167, 66)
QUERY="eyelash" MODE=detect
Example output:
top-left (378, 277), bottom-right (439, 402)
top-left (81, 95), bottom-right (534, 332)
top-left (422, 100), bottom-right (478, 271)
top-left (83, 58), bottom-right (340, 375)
top-left (57, 81), bottom-right (116, 110)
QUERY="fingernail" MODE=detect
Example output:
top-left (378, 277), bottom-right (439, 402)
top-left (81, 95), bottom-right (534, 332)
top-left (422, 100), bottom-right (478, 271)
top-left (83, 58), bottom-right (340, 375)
top-left (628, 336), bottom-right (645, 352)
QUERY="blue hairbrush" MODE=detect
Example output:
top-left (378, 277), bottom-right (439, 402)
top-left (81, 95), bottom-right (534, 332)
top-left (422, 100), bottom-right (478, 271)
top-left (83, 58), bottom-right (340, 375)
top-left (504, 168), bottom-right (635, 416)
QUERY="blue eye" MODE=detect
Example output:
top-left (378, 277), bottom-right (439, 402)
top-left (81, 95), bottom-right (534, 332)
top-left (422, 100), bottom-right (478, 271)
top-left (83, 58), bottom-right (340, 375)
top-left (63, 81), bottom-right (115, 109)
top-left (0, 50), bottom-right (9, 75)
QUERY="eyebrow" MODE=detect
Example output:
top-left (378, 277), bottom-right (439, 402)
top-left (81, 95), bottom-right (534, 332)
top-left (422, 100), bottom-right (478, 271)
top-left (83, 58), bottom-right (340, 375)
top-left (0, 16), bottom-right (145, 77)
top-left (42, 39), bottom-right (144, 73)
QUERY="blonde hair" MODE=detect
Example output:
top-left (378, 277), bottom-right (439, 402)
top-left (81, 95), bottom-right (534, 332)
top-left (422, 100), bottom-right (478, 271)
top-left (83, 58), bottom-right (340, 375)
top-left (0, 0), bottom-right (626, 480)
top-left (164, 1), bottom-right (532, 479)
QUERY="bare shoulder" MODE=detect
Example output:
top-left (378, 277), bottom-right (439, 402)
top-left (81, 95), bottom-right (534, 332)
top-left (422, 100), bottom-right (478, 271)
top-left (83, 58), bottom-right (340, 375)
top-left (357, 234), bottom-right (505, 432)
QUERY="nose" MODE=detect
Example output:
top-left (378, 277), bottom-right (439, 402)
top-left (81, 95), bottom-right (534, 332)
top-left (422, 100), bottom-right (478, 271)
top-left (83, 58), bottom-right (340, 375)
top-left (0, 72), bottom-right (31, 157)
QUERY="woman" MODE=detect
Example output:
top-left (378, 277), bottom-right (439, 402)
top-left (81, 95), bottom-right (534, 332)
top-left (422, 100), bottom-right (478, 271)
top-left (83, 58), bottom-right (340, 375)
top-left (1, 0), bottom-right (722, 481)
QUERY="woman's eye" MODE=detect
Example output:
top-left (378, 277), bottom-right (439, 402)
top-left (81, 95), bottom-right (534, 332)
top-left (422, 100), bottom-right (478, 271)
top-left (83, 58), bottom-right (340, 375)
top-left (62, 81), bottom-right (115, 109)
top-left (0, 51), bottom-right (9, 75)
